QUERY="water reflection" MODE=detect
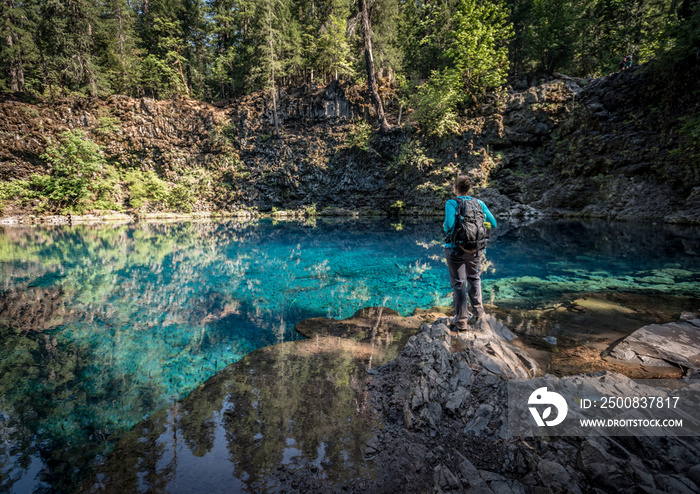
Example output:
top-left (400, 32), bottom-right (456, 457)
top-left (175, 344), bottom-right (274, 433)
top-left (88, 325), bottom-right (413, 492)
top-left (0, 217), bottom-right (699, 492)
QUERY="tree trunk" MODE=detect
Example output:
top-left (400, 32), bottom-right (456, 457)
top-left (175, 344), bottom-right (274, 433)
top-left (6, 32), bottom-right (19, 92)
top-left (359, 0), bottom-right (389, 132)
top-left (268, 8), bottom-right (280, 137)
top-left (176, 48), bottom-right (190, 97)
top-left (4, 0), bottom-right (24, 92)
top-left (116, 3), bottom-right (127, 92)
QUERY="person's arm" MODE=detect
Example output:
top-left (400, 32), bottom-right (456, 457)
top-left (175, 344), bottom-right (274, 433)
top-left (444, 199), bottom-right (457, 232)
top-left (479, 200), bottom-right (497, 228)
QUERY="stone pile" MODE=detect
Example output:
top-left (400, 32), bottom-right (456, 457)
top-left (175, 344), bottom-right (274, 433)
top-left (366, 314), bottom-right (700, 494)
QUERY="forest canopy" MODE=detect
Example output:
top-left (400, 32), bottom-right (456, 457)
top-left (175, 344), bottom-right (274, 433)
top-left (0, 0), bottom-right (696, 104)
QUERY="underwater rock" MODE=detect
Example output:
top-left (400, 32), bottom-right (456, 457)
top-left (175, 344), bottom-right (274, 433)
top-left (294, 305), bottom-right (443, 342)
top-left (608, 319), bottom-right (700, 371)
top-left (543, 336), bottom-right (558, 345)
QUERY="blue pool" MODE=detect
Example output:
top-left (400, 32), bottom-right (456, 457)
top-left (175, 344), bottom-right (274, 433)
top-left (1, 217), bottom-right (699, 492)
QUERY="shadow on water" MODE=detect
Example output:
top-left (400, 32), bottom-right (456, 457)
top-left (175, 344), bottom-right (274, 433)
top-left (0, 217), bottom-right (698, 492)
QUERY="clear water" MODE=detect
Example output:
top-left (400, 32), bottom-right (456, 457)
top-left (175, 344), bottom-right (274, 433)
top-left (1, 217), bottom-right (699, 492)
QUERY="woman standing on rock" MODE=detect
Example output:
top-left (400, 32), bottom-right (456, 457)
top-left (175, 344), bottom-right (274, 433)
top-left (443, 175), bottom-right (497, 331)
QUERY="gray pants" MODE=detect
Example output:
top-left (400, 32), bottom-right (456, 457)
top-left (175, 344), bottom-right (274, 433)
top-left (444, 247), bottom-right (484, 323)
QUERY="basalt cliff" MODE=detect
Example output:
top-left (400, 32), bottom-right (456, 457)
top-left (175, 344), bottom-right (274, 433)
top-left (1, 64), bottom-right (698, 222)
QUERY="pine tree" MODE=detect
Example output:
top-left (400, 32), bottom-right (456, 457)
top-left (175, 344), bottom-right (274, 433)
top-left (209, 0), bottom-right (254, 98)
top-left (370, 0), bottom-right (402, 82)
top-left (37, 0), bottom-right (103, 96)
top-left (317, 13), bottom-right (352, 81)
top-left (247, 0), bottom-right (289, 135)
top-left (1, 0), bottom-right (38, 92)
top-left (95, 0), bottom-right (139, 95)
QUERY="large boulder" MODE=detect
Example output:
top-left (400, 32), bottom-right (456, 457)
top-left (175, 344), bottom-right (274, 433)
top-left (608, 316), bottom-right (700, 373)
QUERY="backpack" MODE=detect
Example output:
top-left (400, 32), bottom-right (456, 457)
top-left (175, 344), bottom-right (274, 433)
top-left (446, 197), bottom-right (488, 251)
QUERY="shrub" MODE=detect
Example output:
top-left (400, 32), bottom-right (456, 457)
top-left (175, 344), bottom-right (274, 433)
top-left (0, 180), bottom-right (31, 211)
top-left (94, 116), bottom-right (121, 136)
top-left (37, 130), bottom-right (109, 213)
top-left (411, 70), bottom-right (463, 138)
top-left (167, 183), bottom-right (196, 212)
top-left (346, 121), bottom-right (373, 151)
top-left (393, 140), bottom-right (434, 171)
top-left (122, 170), bottom-right (169, 209)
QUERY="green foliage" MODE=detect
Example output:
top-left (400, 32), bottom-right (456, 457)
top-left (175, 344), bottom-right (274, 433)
top-left (389, 200), bottom-right (405, 215)
top-left (167, 183), bottom-right (196, 212)
top-left (0, 0), bottom-right (688, 101)
top-left (393, 140), bottom-right (434, 170)
top-left (408, 0), bottom-right (511, 136)
top-left (670, 112), bottom-right (700, 166)
top-left (22, 107), bottom-right (40, 119)
top-left (656, 1), bottom-right (700, 71)
top-left (304, 203), bottom-right (317, 216)
top-left (122, 170), bottom-right (169, 209)
top-left (510, 0), bottom-right (680, 76)
top-left (36, 131), bottom-right (112, 213)
top-left (138, 54), bottom-right (181, 99)
top-left (411, 70), bottom-right (463, 137)
top-left (0, 179), bottom-right (31, 211)
top-left (447, 0), bottom-right (512, 101)
top-left (94, 116), bottom-right (121, 136)
top-left (679, 114), bottom-right (700, 146)
top-left (345, 121), bottom-right (373, 151)
top-left (317, 14), bottom-right (354, 80)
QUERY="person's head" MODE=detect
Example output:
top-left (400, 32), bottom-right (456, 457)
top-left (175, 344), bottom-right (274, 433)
top-left (453, 175), bottom-right (471, 196)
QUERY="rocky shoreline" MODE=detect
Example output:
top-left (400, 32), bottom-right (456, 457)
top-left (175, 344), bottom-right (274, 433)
top-left (0, 186), bottom-right (541, 225)
top-left (363, 315), bottom-right (700, 494)
top-left (86, 304), bottom-right (700, 493)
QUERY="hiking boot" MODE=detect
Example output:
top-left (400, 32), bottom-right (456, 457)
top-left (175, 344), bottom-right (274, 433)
top-left (448, 316), bottom-right (469, 331)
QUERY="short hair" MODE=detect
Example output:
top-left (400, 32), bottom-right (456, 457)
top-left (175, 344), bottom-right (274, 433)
top-left (454, 175), bottom-right (471, 195)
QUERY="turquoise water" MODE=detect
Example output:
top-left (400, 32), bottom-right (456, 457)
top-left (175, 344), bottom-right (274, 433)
top-left (1, 217), bottom-right (699, 492)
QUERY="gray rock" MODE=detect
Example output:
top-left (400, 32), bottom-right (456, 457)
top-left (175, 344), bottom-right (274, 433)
top-left (654, 474), bottom-right (698, 494)
top-left (688, 464), bottom-right (700, 486)
top-left (435, 463), bottom-right (462, 491)
top-left (609, 320), bottom-right (700, 370)
top-left (537, 460), bottom-right (582, 494)
top-left (488, 480), bottom-right (517, 494)
top-left (525, 88), bottom-right (539, 105)
top-left (465, 404), bottom-right (493, 434)
top-left (577, 439), bottom-right (635, 490)
top-left (455, 450), bottom-right (493, 493)
top-left (445, 386), bottom-right (470, 412)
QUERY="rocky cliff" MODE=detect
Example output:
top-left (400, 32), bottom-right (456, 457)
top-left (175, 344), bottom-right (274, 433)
top-left (1, 64), bottom-right (698, 222)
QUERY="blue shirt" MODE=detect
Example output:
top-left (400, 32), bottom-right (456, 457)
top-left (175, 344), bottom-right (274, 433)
top-left (443, 196), bottom-right (497, 248)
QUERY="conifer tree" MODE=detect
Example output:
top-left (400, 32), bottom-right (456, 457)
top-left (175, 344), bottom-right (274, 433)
top-left (1, 0), bottom-right (37, 92)
top-left (248, 0), bottom-right (289, 135)
top-left (36, 0), bottom-right (103, 96)
top-left (95, 0), bottom-right (139, 95)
